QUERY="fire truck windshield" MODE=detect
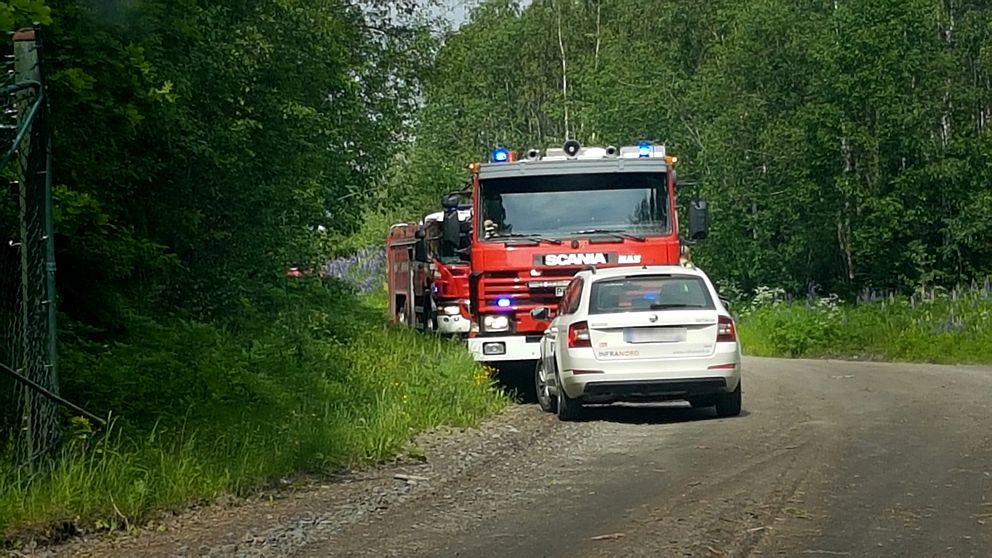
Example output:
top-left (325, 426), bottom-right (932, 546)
top-left (479, 172), bottom-right (670, 241)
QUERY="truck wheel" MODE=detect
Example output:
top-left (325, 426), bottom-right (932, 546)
top-left (534, 360), bottom-right (556, 413)
top-left (426, 301), bottom-right (438, 333)
top-left (715, 381), bottom-right (742, 418)
top-left (555, 373), bottom-right (583, 422)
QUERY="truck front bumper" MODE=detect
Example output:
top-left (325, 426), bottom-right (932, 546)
top-left (468, 335), bottom-right (541, 362)
top-left (437, 313), bottom-right (470, 334)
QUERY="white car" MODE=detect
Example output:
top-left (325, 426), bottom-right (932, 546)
top-left (531, 265), bottom-right (742, 421)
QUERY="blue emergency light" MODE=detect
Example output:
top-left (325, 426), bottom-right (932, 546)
top-left (496, 297), bottom-right (512, 308)
top-left (492, 147), bottom-right (510, 163)
top-left (638, 141), bottom-right (652, 158)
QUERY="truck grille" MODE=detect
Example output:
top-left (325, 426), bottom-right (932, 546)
top-left (478, 269), bottom-right (577, 313)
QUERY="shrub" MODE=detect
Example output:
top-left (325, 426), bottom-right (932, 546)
top-left (737, 281), bottom-right (992, 363)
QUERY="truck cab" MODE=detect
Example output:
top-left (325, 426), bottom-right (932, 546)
top-left (420, 194), bottom-right (473, 335)
top-left (465, 141), bottom-right (709, 365)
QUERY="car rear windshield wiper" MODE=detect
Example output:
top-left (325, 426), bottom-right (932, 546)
top-left (490, 232), bottom-right (563, 245)
top-left (649, 303), bottom-right (705, 309)
top-left (570, 228), bottom-right (646, 242)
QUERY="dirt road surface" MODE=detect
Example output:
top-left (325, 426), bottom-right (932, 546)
top-left (26, 357), bottom-right (992, 557)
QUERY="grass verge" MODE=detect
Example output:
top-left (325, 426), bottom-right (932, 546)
top-left (0, 280), bottom-right (509, 544)
top-left (737, 286), bottom-right (992, 363)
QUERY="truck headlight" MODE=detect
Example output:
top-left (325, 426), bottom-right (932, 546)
top-left (442, 305), bottom-right (460, 316)
top-left (483, 315), bottom-right (510, 332)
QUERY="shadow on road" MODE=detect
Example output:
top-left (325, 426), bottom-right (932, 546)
top-left (492, 361), bottom-right (539, 403)
top-left (490, 362), bottom-right (752, 426)
top-left (576, 403), bottom-right (750, 425)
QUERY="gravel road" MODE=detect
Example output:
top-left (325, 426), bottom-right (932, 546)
top-left (24, 357), bottom-right (992, 557)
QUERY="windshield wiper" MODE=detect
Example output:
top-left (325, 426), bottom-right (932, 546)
top-left (490, 233), bottom-right (562, 245)
top-left (570, 228), bottom-right (646, 242)
top-left (649, 303), bottom-right (704, 309)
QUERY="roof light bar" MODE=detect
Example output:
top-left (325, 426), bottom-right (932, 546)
top-left (481, 143), bottom-right (670, 163)
top-left (619, 143), bottom-right (667, 159)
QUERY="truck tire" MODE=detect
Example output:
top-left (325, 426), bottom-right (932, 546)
top-left (426, 300), bottom-right (438, 333)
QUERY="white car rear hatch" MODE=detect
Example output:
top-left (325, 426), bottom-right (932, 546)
top-left (582, 274), bottom-right (721, 361)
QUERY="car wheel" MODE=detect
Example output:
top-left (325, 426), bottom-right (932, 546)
top-left (555, 373), bottom-right (583, 422)
top-left (715, 381), bottom-right (742, 418)
top-left (535, 360), bottom-right (557, 413)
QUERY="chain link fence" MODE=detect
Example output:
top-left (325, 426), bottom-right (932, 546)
top-left (0, 26), bottom-right (60, 466)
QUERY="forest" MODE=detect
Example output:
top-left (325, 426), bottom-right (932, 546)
top-left (1, 0), bottom-right (991, 541)
top-left (383, 0), bottom-right (992, 295)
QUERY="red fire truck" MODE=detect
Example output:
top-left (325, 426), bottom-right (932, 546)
top-left (464, 140), bottom-right (709, 366)
top-left (386, 192), bottom-right (473, 335)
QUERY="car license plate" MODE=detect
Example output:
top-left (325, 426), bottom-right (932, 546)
top-left (555, 286), bottom-right (565, 297)
top-left (624, 327), bottom-right (687, 344)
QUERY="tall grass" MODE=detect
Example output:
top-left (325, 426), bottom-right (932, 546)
top-left (736, 282), bottom-right (992, 363)
top-left (0, 279), bottom-right (508, 542)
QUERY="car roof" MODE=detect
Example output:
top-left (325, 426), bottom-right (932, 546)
top-left (575, 265), bottom-right (708, 282)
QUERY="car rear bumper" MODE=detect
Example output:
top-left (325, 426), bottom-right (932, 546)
top-left (558, 347), bottom-right (741, 401)
top-left (579, 377), bottom-right (730, 403)
top-left (468, 334), bottom-right (541, 362)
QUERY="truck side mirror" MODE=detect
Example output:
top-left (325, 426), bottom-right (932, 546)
top-left (530, 307), bottom-right (551, 321)
top-left (441, 193), bottom-right (460, 209)
top-left (442, 207), bottom-right (466, 257)
top-left (414, 238), bottom-right (428, 262)
top-left (689, 200), bottom-right (709, 241)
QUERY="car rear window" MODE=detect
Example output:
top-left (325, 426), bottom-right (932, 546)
top-left (588, 275), bottom-right (714, 314)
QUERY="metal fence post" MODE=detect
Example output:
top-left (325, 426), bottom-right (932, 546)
top-left (12, 25), bottom-right (59, 463)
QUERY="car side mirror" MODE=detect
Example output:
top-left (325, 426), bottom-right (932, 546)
top-left (530, 307), bottom-right (551, 321)
top-left (689, 200), bottom-right (709, 241)
top-left (719, 297), bottom-right (731, 312)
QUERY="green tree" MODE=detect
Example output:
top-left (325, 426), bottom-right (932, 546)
top-left (44, 0), bottom-right (435, 322)
top-left (400, 0), bottom-right (992, 294)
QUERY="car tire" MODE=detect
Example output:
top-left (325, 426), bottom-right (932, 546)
top-left (535, 360), bottom-right (557, 413)
top-left (715, 381), bottom-right (742, 417)
top-left (555, 373), bottom-right (583, 422)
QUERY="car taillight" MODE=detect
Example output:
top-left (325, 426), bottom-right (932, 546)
top-left (717, 315), bottom-right (737, 342)
top-left (568, 321), bottom-right (591, 348)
